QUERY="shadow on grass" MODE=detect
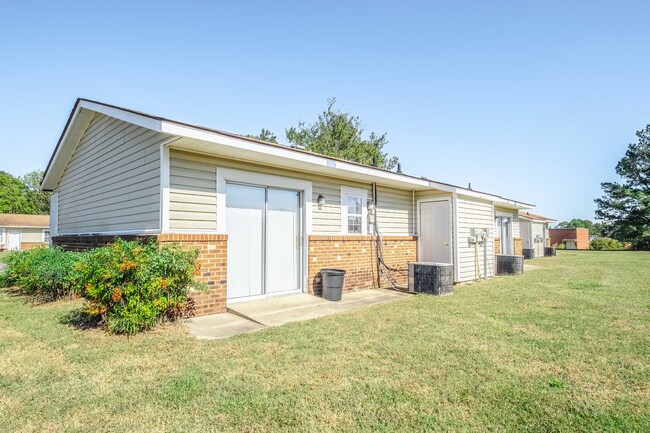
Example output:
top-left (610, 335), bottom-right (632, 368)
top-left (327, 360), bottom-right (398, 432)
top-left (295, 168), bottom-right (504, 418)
top-left (59, 308), bottom-right (102, 331)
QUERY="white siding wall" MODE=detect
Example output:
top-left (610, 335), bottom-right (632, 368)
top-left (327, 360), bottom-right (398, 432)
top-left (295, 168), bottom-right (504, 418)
top-left (57, 113), bottom-right (166, 234)
top-left (456, 195), bottom-right (495, 282)
top-left (375, 186), bottom-right (414, 235)
top-left (532, 221), bottom-right (546, 258)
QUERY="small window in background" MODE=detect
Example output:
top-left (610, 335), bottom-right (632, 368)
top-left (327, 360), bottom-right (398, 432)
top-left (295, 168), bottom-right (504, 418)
top-left (44, 230), bottom-right (51, 243)
top-left (347, 196), bottom-right (363, 234)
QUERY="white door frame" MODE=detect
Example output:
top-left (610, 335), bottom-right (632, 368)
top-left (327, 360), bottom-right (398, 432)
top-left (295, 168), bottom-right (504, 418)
top-left (217, 167), bottom-right (312, 299)
top-left (416, 197), bottom-right (453, 264)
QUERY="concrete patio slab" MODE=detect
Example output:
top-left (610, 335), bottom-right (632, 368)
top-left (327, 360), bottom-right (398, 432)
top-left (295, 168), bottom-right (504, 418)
top-left (185, 312), bottom-right (265, 340)
top-left (185, 289), bottom-right (411, 339)
top-left (228, 288), bottom-right (411, 327)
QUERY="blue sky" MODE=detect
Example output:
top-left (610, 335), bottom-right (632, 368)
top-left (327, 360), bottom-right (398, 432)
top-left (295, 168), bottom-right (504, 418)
top-left (1, 1), bottom-right (648, 222)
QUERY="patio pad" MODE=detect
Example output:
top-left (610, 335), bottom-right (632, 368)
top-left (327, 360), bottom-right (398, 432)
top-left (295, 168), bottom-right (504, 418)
top-left (186, 288), bottom-right (411, 339)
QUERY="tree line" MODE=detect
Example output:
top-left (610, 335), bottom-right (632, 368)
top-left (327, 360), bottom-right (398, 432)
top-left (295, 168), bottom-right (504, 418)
top-left (0, 170), bottom-right (50, 215)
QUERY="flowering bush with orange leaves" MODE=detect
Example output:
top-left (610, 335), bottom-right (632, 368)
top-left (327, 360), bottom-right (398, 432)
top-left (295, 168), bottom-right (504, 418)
top-left (73, 239), bottom-right (205, 334)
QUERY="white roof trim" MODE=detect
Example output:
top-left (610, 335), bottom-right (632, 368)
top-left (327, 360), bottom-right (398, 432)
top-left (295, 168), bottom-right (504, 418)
top-left (42, 99), bottom-right (535, 210)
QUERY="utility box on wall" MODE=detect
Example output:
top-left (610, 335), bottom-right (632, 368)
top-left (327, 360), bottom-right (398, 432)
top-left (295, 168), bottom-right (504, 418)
top-left (408, 262), bottom-right (454, 296)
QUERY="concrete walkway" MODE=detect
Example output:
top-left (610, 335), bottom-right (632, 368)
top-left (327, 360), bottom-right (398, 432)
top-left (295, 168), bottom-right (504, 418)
top-left (185, 288), bottom-right (411, 339)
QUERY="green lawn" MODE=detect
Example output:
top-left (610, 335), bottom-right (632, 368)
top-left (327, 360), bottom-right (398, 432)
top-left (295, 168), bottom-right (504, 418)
top-left (1, 252), bottom-right (649, 432)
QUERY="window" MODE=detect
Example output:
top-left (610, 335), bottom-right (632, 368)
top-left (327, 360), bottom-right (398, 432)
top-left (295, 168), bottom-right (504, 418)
top-left (341, 186), bottom-right (367, 235)
top-left (43, 230), bottom-right (51, 243)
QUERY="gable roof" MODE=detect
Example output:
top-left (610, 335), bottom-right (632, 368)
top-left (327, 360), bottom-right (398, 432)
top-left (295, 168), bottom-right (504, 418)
top-left (42, 98), bottom-right (534, 209)
top-left (0, 214), bottom-right (50, 228)
top-left (519, 211), bottom-right (556, 222)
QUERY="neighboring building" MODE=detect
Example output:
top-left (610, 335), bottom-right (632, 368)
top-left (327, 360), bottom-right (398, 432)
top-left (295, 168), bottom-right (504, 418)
top-left (41, 99), bottom-right (534, 316)
top-left (0, 214), bottom-right (50, 251)
top-left (549, 228), bottom-right (590, 250)
top-left (519, 212), bottom-right (556, 258)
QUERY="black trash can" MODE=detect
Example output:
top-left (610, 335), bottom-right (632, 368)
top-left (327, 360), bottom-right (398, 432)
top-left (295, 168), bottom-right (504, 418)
top-left (321, 268), bottom-right (346, 301)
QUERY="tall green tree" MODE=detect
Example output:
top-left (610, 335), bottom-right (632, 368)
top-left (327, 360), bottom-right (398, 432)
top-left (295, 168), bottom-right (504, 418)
top-left (247, 128), bottom-right (279, 144)
top-left (595, 124), bottom-right (650, 249)
top-left (285, 98), bottom-right (399, 170)
top-left (555, 219), bottom-right (604, 237)
top-left (0, 171), bottom-right (35, 214)
top-left (20, 170), bottom-right (50, 214)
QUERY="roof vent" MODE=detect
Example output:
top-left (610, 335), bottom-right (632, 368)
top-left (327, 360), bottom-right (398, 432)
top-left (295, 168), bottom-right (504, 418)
top-left (397, 163), bottom-right (402, 174)
top-left (468, 182), bottom-right (472, 190)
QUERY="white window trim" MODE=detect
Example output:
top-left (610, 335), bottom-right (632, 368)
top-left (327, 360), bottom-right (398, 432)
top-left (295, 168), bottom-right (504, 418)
top-left (340, 185), bottom-right (368, 235)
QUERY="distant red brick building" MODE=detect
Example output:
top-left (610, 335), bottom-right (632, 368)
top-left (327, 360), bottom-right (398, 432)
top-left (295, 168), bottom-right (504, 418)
top-left (549, 228), bottom-right (590, 250)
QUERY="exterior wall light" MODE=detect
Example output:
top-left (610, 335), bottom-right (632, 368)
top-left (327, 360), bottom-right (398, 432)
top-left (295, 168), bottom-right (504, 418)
top-left (317, 194), bottom-right (325, 209)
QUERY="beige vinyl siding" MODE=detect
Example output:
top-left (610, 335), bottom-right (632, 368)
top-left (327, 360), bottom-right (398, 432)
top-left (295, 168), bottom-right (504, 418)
top-left (169, 149), bottom-right (383, 234)
top-left (19, 228), bottom-right (46, 243)
top-left (456, 195), bottom-right (495, 282)
top-left (313, 180), bottom-right (342, 233)
top-left (170, 156), bottom-right (217, 231)
top-left (57, 113), bottom-right (165, 234)
top-left (375, 186), bottom-right (414, 235)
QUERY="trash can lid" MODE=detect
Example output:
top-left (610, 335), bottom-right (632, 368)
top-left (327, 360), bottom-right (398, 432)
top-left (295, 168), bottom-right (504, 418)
top-left (321, 268), bottom-right (346, 274)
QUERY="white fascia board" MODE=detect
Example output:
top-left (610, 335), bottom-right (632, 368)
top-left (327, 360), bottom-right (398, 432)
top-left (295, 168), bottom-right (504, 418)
top-left (160, 120), bottom-right (431, 190)
top-left (79, 100), bottom-right (162, 132)
top-left (42, 105), bottom-right (86, 190)
top-left (452, 188), bottom-right (533, 209)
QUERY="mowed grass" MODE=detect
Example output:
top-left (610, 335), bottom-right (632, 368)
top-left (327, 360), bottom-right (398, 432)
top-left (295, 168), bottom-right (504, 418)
top-left (1, 252), bottom-right (649, 432)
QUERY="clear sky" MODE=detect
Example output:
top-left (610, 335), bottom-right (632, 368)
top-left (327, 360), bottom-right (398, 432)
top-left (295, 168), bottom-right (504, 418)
top-left (1, 1), bottom-right (648, 222)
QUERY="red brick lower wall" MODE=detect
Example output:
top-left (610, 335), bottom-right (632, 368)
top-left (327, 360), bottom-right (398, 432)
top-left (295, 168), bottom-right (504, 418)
top-left (53, 234), bottom-right (228, 316)
top-left (494, 237), bottom-right (523, 256)
top-left (157, 234), bottom-right (228, 316)
top-left (308, 235), bottom-right (417, 295)
top-left (21, 242), bottom-right (48, 250)
top-left (514, 237), bottom-right (523, 256)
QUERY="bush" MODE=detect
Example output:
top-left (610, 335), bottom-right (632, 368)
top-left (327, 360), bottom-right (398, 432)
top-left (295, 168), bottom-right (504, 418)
top-left (589, 237), bottom-right (624, 250)
top-left (631, 235), bottom-right (650, 251)
top-left (0, 247), bottom-right (82, 298)
top-left (553, 242), bottom-right (566, 250)
top-left (73, 239), bottom-right (204, 334)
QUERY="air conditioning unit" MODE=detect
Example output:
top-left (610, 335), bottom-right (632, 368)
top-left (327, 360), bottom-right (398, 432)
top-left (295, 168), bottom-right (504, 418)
top-left (408, 262), bottom-right (454, 296)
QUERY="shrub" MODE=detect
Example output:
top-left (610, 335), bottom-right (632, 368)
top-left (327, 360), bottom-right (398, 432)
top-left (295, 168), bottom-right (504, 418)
top-left (73, 239), bottom-right (204, 334)
top-left (589, 237), bottom-right (624, 250)
top-left (0, 247), bottom-right (82, 298)
top-left (553, 242), bottom-right (566, 250)
top-left (631, 235), bottom-right (650, 251)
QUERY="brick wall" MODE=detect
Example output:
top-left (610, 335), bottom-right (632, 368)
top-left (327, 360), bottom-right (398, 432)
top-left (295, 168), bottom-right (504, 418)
top-left (308, 235), bottom-right (417, 295)
top-left (157, 234), bottom-right (228, 316)
top-left (494, 236), bottom-right (523, 256)
top-left (20, 241), bottom-right (48, 250)
top-left (53, 233), bottom-right (228, 316)
top-left (549, 228), bottom-right (590, 250)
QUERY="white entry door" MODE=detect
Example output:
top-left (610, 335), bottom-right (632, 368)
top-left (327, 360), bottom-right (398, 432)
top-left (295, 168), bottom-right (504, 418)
top-left (226, 183), bottom-right (301, 300)
top-left (7, 230), bottom-right (20, 251)
top-left (419, 201), bottom-right (452, 264)
top-left (497, 216), bottom-right (513, 255)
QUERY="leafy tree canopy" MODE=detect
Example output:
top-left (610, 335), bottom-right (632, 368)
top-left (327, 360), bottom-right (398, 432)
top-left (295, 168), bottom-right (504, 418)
top-left (247, 128), bottom-right (278, 144)
top-left (0, 170), bottom-right (49, 215)
top-left (20, 170), bottom-right (50, 215)
top-left (595, 125), bottom-right (650, 248)
top-left (555, 219), bottom-right (604, 237)
top-left (285, 98), bottom-right (399, 170)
